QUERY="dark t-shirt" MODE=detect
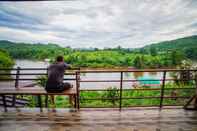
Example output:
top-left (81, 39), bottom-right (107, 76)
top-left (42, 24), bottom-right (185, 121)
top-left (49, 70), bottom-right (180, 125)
top-left (46, 62), bottom-right (70, 91)
top-left (47, 62), bottom-right (70, 84)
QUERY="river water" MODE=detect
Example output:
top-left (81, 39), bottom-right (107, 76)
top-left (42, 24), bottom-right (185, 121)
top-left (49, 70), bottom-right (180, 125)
top-left (1, 59), bottom-right (171, 89)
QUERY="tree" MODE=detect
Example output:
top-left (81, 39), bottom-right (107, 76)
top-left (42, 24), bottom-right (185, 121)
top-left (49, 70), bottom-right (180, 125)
top-left (149, 47), bottom-right (157, 56)
top-left (170, 50), bottom-right (185, 66)
top-left (133, 55), bottom-right (144, 69)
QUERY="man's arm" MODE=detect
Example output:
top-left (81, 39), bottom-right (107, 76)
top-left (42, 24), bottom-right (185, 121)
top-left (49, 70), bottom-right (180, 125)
top-left (64, 63), bottom-right (72, 69)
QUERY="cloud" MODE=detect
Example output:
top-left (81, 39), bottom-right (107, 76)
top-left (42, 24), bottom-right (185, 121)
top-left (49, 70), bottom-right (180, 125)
top-left (0, 0), bottom-right (197, 48)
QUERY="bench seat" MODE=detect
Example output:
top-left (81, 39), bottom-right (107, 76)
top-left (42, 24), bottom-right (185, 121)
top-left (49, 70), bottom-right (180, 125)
top-left (0, 86), bottom-right (77, 112)
top-left (0, 86), bottom-right (77, 95)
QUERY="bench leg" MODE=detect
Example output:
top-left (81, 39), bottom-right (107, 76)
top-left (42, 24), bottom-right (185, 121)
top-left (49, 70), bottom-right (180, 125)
top-left (2, 95), bottom-right (7, 112)
top-left (12, 95), bottom-right (16, 107)
top-left (74, 94), bottom-right (77, 109)
top-left (45, 95), bottom-right (48, 108)
top-left (50, 95), bottom-right (55, 107)
top-left (69, 95), bottom-right (76, 108)
top-left (184, 95), bottom-right (197, 109)
top-left (77, 94), bottom-right (80, 110)
top-left (37, 95), bottom-right (42, 112)
top-left (69, 95), bottom-right (72, 107)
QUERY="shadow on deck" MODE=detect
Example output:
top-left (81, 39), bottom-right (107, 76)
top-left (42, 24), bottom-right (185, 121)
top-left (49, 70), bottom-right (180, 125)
top-left (0, 107), bottom-right (197, 131)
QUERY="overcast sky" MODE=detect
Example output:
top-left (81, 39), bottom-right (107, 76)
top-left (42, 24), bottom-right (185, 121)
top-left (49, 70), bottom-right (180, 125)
top-left (0, 0), bottom-right (197, 48)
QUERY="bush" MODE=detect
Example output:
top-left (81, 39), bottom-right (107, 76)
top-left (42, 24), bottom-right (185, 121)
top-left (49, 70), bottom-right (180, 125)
top-left (102, 87), bottom-right (119, 106)
top-left (35, 75), bottom-right (47, 87)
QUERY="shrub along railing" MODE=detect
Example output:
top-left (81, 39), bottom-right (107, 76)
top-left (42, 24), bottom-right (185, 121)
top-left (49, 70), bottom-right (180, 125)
top-left (78, 69), bottom-right (197, 110)
top-left (0, 68), bottom-right (197, 110)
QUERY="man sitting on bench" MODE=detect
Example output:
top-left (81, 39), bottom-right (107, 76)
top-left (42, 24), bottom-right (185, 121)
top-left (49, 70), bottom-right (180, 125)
top-left (46, 56), bottom-right (72, 92)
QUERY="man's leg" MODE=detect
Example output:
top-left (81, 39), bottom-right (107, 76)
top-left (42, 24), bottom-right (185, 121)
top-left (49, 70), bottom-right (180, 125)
top-left (62, 82), bottom-right (72, 90)
top-left (50, 95), bottom-right (55, 108)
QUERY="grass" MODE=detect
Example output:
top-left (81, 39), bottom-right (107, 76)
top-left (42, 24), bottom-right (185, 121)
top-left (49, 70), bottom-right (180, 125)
top-left (22, 82), bottom-right (195, 108)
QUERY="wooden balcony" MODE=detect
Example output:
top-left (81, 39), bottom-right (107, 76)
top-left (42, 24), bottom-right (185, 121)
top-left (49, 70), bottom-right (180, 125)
top-left (0, 107), bottom-right (197, 131)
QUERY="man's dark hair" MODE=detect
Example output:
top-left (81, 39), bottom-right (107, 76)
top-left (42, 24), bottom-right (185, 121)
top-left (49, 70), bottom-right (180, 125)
top-left (56, 56), bottom-right (64, 62)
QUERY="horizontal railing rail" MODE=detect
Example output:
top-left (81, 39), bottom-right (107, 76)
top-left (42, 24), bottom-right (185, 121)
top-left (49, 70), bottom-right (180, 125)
top-left (0, 67), bottom-right (196, 110)
top-left (76, 69), bottom-right (197, 110)
top-left (0, 67), bottom-right (80, 71)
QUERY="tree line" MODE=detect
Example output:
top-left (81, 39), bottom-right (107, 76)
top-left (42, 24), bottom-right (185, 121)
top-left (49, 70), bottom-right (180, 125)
top-left (0, 35), bottom-right (196, 69)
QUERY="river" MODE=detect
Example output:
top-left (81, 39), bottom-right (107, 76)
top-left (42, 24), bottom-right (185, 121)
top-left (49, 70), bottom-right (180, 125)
top-left (1, 59), bottom-right (171, 89)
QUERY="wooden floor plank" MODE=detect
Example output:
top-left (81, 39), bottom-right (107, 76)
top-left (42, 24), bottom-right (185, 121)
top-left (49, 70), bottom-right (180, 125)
top-left (0, 108), bottom-right (197, 131)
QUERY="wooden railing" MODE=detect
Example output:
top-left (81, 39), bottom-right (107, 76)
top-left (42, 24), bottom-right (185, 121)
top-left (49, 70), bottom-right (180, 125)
top-left (78, 69), bottom-right (197, 110)
top-left (0, 68), bottom-right (197, 110)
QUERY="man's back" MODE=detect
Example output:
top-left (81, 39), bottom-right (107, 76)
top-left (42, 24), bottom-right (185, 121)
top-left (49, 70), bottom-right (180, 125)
top-left (48, 63), bottom-right (67, 84)
top-left (46, 62), bottom-right (70, 92)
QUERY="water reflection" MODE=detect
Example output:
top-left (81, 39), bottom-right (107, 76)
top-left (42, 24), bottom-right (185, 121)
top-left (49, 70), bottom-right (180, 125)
top-left (1, 60), bottom-right (170, 89)
top-left (133, 72), bottom-right (144, 79)
top-left (148, 72), bottom-right (157, 76)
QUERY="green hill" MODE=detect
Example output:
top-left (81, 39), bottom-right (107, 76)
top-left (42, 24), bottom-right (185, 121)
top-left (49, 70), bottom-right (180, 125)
top-left (141, 35), bottom-right (197, 59)
top-left (0, 40), bottom-right (71, 60)
top-left (0, 35), bottom-right (197, 68)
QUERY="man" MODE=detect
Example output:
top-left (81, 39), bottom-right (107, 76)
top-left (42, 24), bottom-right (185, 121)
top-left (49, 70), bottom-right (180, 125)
top-left (46, 56), bottom-right (72, 92)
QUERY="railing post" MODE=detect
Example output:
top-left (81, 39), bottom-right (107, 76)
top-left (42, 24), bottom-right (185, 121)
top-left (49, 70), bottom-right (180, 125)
top-left (184, 70), bottom-right (197, 109)
top-left (194, 74), bottom-right (197, 108)
top-left (119, 72), bottom-right (123, 111)
top-left (76, 71), bottom-right (80, 110)
top-left (45, 67), bottom-right (49, 108)
top-left (38, 95), bottom-right (42, 112)
top-left (13, 67), bottom-right (20, 107)
top-left (15, 67), bottom-right (20, 89)
top-left (2, 95), bottom-right (7, 112)
top-left (160, 71), bottom-right (166, 108)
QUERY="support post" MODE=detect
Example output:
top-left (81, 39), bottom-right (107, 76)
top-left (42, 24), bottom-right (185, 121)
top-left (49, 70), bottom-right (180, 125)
top-left (15, 67), bottom-right (20, 89)
top-left (184, 71), bottom-right (197, 110)
top-left (45, 67), bottom-right (49, 108)
top-left (194, 75), bottom-right (197, 108)
top-left (2, 95), bottom-right (7, 112)
top-left (45, 95), bottom-right (48, 108)
top-left (160, 71), bottom-right (166, 108)
top-left (119, 72), bottom-right (123, 111)
top-left (74, 94), bottom-right (77, 108)
top-left (37, 95), bottom-right (42, 112)
top-left (13, 67), bottom-right (20, 107)
top-left (76, 71), bottom-right (80, 110)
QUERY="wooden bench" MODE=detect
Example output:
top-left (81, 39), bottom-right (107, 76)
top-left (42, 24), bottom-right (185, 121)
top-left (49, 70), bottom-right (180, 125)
top-left (0, 86), bottom-right (77, 112)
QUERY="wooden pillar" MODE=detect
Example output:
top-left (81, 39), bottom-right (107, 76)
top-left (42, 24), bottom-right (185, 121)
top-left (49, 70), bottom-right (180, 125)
top-left (119, 72), bottom-right (123, 111)
top-left (37, 95), bottom-right (42, 112)
top-left (76, 71), bottom-right (80, 110)
top-left (45, 67), bottom-right (48, 108)
top-left (13, 67), bottom-right (20, 107)
top-left (2, 95), bottom-right (7, 112)
top-left (194, 75), bottom-right (197, 108)
top-left (15, 67), bottom-right (20, 89)
top-left (160, 71), bottom-right (166, 108)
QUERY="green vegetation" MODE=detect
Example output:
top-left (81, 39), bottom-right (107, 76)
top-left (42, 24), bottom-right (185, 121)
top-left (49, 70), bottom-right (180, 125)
top-left (2, 35), bottom-right (197, 68)
top-left (0, 35), bottom-right (197, 107)
top-left (0, 49), bottom-right (14, 68)
top-left (141, 35), bottom-right (197, 60)
top-left (35, 75), bottom-right (47, 87)
top-left (0, 49), bottom-right (14, 79)
top-left (101, 87), bottom-right (119, 105)
top-left (25, 82), bottom-right (195, 108)
top-left (0, 40), bottom-right (71, 60)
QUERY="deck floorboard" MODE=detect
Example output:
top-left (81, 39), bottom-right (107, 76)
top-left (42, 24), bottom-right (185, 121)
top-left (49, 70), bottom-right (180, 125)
top-left (0, 107), bottom-right (197, 131)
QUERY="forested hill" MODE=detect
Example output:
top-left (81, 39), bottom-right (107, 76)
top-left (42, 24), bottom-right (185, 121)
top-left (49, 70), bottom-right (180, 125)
top-left (0, 35), bottom-right (197, 68)
top-left (0, 40), bottom-right (71, 60)
top-left (141, 35), bottom-right (197, 59)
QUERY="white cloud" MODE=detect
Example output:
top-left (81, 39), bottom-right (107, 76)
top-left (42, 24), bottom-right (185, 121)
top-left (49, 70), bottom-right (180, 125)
top-left (0, 0), bottom-right (197, 48)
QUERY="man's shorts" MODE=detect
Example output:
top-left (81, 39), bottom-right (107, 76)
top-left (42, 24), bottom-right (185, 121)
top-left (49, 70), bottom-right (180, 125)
top-left (45, 82), bottom-right (72, 93)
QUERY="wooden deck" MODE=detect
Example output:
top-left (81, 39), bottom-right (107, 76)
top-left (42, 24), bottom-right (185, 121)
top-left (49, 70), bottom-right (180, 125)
top-left (0, 107), bottom-right (197, 131)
